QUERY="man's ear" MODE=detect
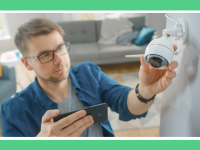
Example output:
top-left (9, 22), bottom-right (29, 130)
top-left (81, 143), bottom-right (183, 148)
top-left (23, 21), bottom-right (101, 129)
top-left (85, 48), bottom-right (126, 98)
top-left (21, 58), bottom-right (33, 70)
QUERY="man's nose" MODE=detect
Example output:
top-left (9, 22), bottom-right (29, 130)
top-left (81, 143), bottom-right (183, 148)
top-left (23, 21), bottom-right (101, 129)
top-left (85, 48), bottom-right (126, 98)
top-left (53, 51), bottom-right (63, 65)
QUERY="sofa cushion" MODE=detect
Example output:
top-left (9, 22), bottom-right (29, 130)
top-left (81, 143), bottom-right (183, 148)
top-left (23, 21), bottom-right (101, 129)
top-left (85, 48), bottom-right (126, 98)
top-left (117, 31), bottom-right (139, 45)
top-left (98, 44), bottom-right (146, 59)
top-left (128, 16), bottom-right (145, 31)
top-left (96, 16), bottom-right (145, 41)
top-left (69, 43), bottom-right (100, 62)
top-left (58, 21), bottom-right (97, 44)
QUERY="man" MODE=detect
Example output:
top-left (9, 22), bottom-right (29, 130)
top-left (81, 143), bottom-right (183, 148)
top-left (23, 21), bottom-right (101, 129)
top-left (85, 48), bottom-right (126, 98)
top-left (1, 18), bottom-right (178, 137)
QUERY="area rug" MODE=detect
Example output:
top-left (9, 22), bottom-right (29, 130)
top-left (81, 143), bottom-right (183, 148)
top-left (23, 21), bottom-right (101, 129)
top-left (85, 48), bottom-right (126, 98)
top-left (107, 72), bottom-right (162, 131)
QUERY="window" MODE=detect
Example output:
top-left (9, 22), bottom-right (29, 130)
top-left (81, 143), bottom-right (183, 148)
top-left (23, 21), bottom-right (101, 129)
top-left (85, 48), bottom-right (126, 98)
top-left (80, 13), bottom-right (95, 21)
top-left (0, 13), bottom-right (10, 40)
top-left (0, 14), bottom-right (3, 37)
top-left (0, 14), bottom-right (3, 29)
top-left (80, 13), bottom-right (144, 21)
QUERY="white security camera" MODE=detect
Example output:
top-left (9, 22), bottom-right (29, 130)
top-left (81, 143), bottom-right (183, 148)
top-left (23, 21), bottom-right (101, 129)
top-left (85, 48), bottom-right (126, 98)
top-left (144, 35), bottom-right (177, 69)
top-left (145, 16), bottom-right (189, 69)
top-left (126, 15), bottom-right (189, 70)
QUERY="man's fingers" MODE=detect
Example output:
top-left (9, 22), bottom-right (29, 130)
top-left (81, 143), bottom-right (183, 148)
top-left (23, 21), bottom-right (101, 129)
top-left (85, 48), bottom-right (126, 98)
top-left (59, 115), bottom-right (94, 137)
top-left (140, 54), bottom-right (150, 72)
top-left (42, 109), bottom-right (59, 124)
top-left (173, 44), bottom-right (178, 52)
top-left (161, 75), bottom-right (173, 90)
top-left (68, 121), bottom-right (94, 137)
top-left (161, 70), bottom-right (176, 90)
top-left (68, 117), bottom-right (94, 137)
top-left (165, 77), bottom-right (172, 88)
top-left (169, 61), bottom-right (178, 70)
top-left (166, 70), bottom-right (176, 79)
top-left (52, 110), bottom-right (86, 131)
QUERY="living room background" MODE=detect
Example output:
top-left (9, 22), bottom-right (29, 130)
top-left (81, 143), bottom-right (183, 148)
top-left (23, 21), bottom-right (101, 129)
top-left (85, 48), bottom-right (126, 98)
top-left (0, 13), bottom-right (165, 52)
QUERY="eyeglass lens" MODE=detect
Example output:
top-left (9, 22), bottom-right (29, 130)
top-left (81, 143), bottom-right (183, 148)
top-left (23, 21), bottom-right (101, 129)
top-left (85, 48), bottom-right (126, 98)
top-left (39, 43), bottom-right (70, 64)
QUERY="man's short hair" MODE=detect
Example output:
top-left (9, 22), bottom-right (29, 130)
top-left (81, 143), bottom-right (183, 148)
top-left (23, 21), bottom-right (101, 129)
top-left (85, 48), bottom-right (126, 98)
top-left (15, 18), bottom-right (65, 56)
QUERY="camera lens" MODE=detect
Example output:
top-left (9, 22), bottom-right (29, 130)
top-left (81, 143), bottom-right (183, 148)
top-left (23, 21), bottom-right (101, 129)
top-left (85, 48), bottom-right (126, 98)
top-left (145, 54), bottom-right (169, 69)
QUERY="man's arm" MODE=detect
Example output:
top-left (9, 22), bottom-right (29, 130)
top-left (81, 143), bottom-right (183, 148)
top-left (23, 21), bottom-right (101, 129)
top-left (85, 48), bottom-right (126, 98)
top-left (1, 102), bottom-right (25, 137)
top-left (37, 109), bottom-right (94, 137)
top-left (127, 88), bottom-right (154, 115)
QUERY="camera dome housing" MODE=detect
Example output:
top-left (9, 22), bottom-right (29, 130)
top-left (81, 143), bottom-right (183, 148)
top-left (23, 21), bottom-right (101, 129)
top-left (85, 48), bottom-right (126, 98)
top-left (126, 17), bottom-right (188, 70)
top-left (144, 36), bottom-right (175, 70)
top-left (145, 54), bottom-right (169, 69)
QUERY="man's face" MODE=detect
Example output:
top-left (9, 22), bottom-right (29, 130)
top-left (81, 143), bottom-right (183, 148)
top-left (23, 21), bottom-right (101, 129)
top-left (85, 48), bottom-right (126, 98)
top-left (25, 30), bottom-right (70, 82)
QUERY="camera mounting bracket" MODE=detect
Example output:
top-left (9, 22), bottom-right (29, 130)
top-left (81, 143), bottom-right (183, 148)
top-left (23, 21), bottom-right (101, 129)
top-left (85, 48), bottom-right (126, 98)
top-left (162, 14), bottom-right (189, 45)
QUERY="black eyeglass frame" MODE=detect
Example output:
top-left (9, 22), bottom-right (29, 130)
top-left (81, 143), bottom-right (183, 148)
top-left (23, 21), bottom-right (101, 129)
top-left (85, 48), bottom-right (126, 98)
top-left (25, 42), bottom-right (70, 64)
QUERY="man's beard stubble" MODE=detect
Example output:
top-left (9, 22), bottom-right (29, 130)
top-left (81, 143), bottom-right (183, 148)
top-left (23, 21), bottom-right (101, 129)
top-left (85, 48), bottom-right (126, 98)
top-left (38, 69), bottom-right (69, 83)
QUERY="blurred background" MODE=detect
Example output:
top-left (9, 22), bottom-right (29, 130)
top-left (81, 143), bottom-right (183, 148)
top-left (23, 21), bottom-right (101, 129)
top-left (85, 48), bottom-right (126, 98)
top-left (0, 13), bottom-right (166, 137)
top-left (0, 13), bottom-right (165, 52)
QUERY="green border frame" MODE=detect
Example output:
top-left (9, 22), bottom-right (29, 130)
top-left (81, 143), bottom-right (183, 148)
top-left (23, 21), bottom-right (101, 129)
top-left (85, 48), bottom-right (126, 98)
top-left (1, 0), bottom-right (200, 149)
top-left (0, 140), bottom-right (199, 150)
top-left (0, 0), bottom-right (200, 10)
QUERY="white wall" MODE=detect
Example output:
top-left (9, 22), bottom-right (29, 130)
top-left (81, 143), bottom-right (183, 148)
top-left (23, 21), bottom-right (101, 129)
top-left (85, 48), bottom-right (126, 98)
top-left (146, 13), bottom-right (166, 37)
top-left (0, 13), bottom-right (44, 52)
top-left (44, 13), bottom-right (80, 22)
top-left (160, 13), bottom-right (200, 136)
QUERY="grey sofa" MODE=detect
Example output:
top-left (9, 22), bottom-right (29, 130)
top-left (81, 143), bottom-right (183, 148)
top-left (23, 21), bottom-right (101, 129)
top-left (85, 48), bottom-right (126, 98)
top-left (0, 66), bottom-right (16, 117)
top-left (58, 16), bottom-right (147, 66)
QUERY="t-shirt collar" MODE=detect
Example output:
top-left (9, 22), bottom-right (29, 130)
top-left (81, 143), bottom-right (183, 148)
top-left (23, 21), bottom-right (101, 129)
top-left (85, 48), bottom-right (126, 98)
top-left (32, 69), bottom-right (81, 110)
top-left (69, 69), bottom-right (80, 93)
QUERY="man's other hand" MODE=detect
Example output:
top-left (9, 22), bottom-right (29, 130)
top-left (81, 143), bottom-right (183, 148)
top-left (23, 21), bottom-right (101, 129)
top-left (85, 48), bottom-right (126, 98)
top-left (36, 109), bottom-right (94, 137)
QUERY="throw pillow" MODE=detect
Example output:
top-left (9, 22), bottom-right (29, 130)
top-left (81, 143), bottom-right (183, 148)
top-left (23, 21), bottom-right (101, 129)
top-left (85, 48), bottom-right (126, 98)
top-left (98, 17), bottom-right (134, 45)
top-left (133, 26), bottom-right (155, 46)
top-left (117, 31), bottom-right (139, 46)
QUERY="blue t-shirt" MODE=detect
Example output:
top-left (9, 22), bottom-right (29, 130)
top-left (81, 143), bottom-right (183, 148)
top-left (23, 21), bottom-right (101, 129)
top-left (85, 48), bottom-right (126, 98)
top-left (1, 62), bottom-right (147, 137)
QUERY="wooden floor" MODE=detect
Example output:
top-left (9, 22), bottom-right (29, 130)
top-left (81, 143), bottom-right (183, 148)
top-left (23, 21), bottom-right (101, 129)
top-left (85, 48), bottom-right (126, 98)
top-left (99, 61), bottom-right (141, 74)
top-left (0, 61), bottom-right (160, 137)
top-left (114, 127), bottom-right (159, 137)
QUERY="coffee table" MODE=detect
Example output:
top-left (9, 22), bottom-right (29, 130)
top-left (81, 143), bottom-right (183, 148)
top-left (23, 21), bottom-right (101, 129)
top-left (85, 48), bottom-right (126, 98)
top-left (0, 49), bottom-right (22, 67)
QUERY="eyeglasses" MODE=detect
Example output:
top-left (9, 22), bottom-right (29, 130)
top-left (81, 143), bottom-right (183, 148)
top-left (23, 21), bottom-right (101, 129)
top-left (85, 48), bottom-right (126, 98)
top-left (25, 42), bottom-right (70, 64)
